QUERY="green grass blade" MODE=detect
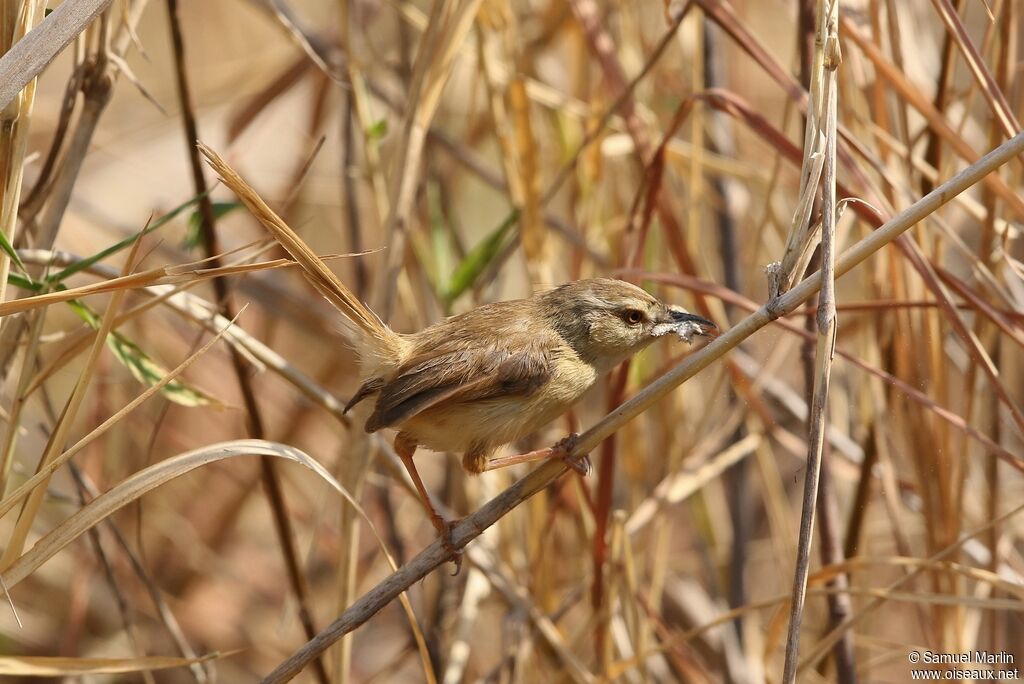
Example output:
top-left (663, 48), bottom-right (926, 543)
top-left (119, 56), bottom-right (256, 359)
top-left (443, 208), bottom-right (519, 303)
top-left (182, 201), bottom-right (243, 249)
top-left (46, 190), bottom-right (211, 285)
top-left (66, 300), bottom-right (215, 407)
top-left (5, 272), bottom-right (42, 292)
top-left (0, 227), bottom-right (26, 273)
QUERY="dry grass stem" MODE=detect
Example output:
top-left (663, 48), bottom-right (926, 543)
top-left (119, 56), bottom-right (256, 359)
top-left (782, 2), bottom-right (843, 681)
top-left (0, 0), bottom-right (112, 111)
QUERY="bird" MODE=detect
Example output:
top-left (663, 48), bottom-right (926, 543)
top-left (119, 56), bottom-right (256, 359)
top-left (340, 278), bottom-right (715, 567)
top-left (199, 145), bottom-right (716, 568)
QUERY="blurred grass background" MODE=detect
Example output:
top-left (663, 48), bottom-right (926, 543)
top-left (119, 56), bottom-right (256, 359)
top-left (1, 0), bottom-right (1023, 681)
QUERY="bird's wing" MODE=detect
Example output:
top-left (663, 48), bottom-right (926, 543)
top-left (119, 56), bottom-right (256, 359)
top-left (364, 329), bottom-right (555, 433)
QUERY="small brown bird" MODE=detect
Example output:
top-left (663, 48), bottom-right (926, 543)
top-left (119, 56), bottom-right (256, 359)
top-left (198, 145), bottom-right (715, 565)
top-left (338, 278), bottom-right (715, 561)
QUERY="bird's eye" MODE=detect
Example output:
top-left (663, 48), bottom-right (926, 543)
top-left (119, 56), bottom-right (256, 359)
top-left (623, 309), bottom-right (644, 325)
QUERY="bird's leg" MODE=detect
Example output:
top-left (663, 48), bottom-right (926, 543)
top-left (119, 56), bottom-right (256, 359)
top-left (482, 433), bottom-right (590, 475)
top-left (393, 433), bottom-right (463, 573)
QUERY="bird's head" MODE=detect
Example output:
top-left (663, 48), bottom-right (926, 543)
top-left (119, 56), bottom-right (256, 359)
top-left (541, 278), bottom-right (716, 371)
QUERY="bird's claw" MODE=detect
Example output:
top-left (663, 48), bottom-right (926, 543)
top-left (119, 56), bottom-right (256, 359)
top-left (565, 454), bottom-right (591, 476)
top-left (552, 433), bottom-right (591, 476)
top-left (433, 516), bottom-right (463, 575)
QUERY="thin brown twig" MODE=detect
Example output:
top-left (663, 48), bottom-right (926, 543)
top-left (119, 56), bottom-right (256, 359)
top-left (163, 3), bottom-right (327, 681)
top-left (927, 0), bottom-right (1019, 138)
top-left (66, 460), bottom-right (162, 684)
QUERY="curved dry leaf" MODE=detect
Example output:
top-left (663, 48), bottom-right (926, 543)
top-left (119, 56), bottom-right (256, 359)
top-left (0, 438), bottom-right (431, 681)
top-left (0, 440), bottom-right (381, 589)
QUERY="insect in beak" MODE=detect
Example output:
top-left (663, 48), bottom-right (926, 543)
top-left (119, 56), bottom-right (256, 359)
top-left (668, 307), bottom-right (717, 336)
top-left (651, 306), bottom-right (718, 343)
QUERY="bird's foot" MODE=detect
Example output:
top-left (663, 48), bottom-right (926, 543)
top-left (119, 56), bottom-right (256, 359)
top-left (431, 514), bottom-right (464, 575)
top-left (551, 433), bottom-right (590, 476)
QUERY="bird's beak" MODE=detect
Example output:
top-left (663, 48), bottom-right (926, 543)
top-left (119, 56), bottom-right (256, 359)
top-left (650, 305), bottom-right (717, 344)
top-left (665, 306), bottom-right (717, 336)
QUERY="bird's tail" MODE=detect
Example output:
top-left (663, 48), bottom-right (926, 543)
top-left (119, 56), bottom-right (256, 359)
top-left (199, 143), bottom-right (401, 360)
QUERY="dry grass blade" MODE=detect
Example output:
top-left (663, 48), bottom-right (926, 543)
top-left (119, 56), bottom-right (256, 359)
top-left (373, 0), bottom-right (485, 315)
top-left (0, 250), bottom-right (369, 319)
top-left (0, 440), bottom-right (375, 589)
top-left (11, 434), bottom-right (430, 676)
top-left (840, 13), bottom-right (1024, 217)
top-left (0, 268), bottom-right (169, 317)
top-left (468, 545), bottom-right (597, 684)
top-left (927, 0), bottom-right (1019, 137)
top-left (767, 144), bottom-right (825, 297)
top-left (626, 433), bottom-right (761, 535)
top-left (0, 0), bottom-right (112, 111)
top-left (0, 654), bottom-right (222, 676)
